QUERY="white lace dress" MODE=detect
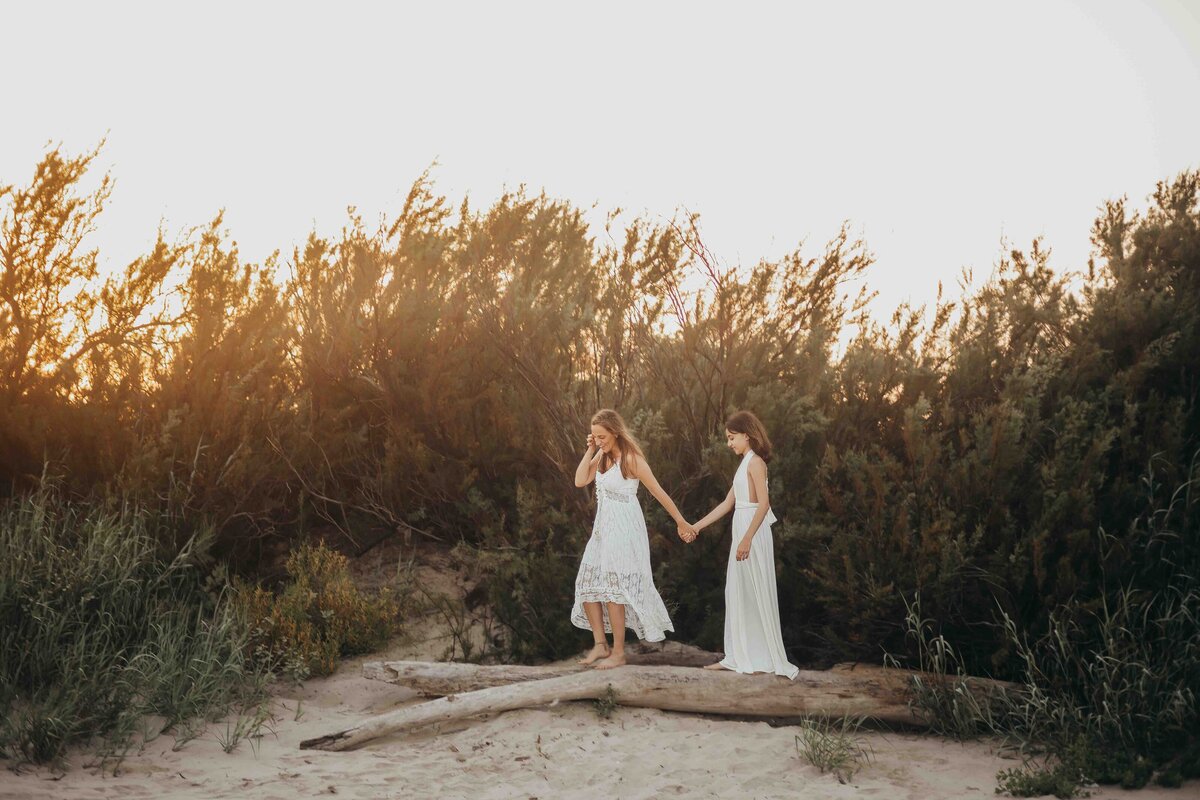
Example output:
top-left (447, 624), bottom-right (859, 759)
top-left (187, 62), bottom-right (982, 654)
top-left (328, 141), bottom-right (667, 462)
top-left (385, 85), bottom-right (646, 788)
top-left (720, 450), bottom-right (799, 679)
top-left (571, 462), bottom-right (674, 641)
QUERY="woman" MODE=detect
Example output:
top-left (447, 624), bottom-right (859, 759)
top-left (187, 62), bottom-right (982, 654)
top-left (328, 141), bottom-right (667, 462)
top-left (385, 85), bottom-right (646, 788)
top-left (571, 409), bottom-right (695, 669)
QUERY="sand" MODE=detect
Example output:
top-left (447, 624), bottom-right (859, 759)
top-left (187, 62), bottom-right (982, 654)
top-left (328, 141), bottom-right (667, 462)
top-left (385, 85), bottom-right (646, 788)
top-left (3, 633), bottom-right (1196, 800)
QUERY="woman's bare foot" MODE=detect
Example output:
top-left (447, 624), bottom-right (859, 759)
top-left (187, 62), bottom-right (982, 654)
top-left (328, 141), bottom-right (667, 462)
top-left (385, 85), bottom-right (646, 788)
top-left (578, 642), bottom-right (611, 665)
top-left (594, 652), bottom-right (627, 670)
top-left (703, 661), bottom-right (730, 670)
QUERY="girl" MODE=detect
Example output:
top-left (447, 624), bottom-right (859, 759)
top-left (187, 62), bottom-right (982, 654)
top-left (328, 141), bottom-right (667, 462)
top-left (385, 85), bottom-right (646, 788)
top-left (572, 409), bottom-right (695, 669)
top-left (690, 410), bottom-right (798, 679)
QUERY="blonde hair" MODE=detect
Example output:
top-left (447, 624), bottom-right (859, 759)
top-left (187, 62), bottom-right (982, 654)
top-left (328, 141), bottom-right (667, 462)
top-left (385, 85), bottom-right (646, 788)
top-left (591, 409), bottom-right (645, 478)
top-left (726, 410), bottom-right (772, 462)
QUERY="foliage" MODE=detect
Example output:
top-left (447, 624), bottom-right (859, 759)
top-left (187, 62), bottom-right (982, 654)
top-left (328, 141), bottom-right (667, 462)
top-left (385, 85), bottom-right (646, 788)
top-left (896, 457), bottom-right (1199, 793)
top-left (2, 144), bottom-right (1199, 790)
top-left (233, 542), bottom-right (399, 680)
top-left (0, 482), bottom-right (268, 767)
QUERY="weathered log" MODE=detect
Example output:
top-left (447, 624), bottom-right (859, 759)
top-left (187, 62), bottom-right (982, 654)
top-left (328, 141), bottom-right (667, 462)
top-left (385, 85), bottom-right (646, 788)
top-left (300, 661), bottom-right (1011, 751)
top-left (360, 641), bottom-right (722, 694)
top-left (360, 659), bottom-right (585, 694)
top-left (619, 640), bottom-right (724, 668)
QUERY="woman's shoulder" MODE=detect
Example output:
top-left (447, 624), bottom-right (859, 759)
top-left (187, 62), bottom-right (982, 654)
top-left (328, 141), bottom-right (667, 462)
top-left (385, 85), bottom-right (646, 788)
top-left (747, 452), bottom-right (768, 473)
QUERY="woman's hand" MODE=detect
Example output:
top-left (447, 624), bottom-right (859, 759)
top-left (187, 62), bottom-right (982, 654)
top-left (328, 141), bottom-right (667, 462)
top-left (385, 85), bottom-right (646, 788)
top-left (677, 521), bottom-right (698, 543)
top-left (736, 536), bottom-right (753, 561)
top-left (575, 434), bottom-right (601, 487)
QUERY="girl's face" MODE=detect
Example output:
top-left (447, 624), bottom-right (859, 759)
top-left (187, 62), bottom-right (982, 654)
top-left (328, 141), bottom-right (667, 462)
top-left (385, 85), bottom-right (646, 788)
top-left (591, 425), bottom-right (616, 454)
top-left (726, 429), bottom-right (750, 455)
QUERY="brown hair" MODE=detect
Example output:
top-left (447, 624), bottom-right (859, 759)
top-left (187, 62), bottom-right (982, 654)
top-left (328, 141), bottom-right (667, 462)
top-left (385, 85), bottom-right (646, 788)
top-left (591, 409), bottom-right (646, 478)
top-left (725, 410), bottom-right (772, 462)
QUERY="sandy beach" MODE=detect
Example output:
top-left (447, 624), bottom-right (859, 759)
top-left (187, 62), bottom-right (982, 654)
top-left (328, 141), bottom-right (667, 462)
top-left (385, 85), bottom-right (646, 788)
top-left (3, 625), bottom-right (1195, 800)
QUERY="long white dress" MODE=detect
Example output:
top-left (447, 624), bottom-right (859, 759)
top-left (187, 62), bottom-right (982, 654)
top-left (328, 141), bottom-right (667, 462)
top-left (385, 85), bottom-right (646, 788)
top-left (571, 461), bottom-right (674, 642)
top-left (720, 450), bottom-right (799, 679)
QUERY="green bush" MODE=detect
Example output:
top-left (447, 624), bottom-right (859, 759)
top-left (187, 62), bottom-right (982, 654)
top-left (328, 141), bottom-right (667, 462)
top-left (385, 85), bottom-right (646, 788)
top-left (234, 542), bottom-right (399, 679)
top-left (458, 482), bottom-right (585, 663)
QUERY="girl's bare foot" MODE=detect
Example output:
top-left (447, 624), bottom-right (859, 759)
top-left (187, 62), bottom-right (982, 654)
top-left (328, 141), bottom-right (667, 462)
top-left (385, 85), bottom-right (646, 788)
top-left (594, 652), bottom-right (627, 670)
top-left (578, 643), bottom-right (610, 665)
top-left (703, 661), bottom-right (730, 670)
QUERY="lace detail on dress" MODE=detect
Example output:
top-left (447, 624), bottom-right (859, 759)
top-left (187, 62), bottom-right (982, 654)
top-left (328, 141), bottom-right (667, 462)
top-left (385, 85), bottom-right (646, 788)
top-left (572, 562), bottom-right (648, 606)
top-left (598, 486), bottom-right (635, 504)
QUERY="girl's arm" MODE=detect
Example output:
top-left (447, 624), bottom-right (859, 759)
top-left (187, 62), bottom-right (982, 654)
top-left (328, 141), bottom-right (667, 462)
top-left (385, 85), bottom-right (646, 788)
top-left (692, 486), bottom-right (735, 533)
top-left (736, 457), bottom-right (772, 561)
top-left (574, 435), bottom-right (603, 487)
top-left (632, 455), bottom-right (695, 540)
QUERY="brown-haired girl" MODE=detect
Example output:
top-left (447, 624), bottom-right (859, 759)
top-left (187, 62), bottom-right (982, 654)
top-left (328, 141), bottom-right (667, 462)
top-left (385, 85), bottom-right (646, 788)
top-left (571, 409), bottom-right (695, 669)
top-left (689, 410), bottom-right (798, 678)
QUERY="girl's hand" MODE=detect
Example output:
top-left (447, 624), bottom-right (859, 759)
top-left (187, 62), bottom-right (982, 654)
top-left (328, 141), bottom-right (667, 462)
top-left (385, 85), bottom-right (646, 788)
top-left (677, 521), bottom-right (697, 543)
top-left (736, 536), bottom-right (753, 561)
top-left (586, 433), bottom-right (596, 450)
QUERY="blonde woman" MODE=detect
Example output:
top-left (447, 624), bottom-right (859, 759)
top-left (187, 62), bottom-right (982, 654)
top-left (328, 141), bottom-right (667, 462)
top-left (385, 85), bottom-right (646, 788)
top-left (571, 409), bottom-right (695, 669)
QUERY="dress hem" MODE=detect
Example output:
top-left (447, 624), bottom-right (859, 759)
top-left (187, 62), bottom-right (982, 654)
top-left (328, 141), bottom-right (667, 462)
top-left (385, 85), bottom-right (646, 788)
top-left (718, 657), bottom-right (799, 680)
top-left (570, 602), bottom-right (674, 643)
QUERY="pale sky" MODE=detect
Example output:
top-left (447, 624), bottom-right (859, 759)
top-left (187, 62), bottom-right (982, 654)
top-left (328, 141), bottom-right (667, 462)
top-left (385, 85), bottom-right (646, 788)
top-left (3, 0), bottom-right (1198, 321)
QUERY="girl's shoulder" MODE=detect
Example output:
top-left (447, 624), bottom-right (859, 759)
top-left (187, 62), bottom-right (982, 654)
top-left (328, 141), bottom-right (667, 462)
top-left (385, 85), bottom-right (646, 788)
top-left (747, 453), bottom-right (768, 473)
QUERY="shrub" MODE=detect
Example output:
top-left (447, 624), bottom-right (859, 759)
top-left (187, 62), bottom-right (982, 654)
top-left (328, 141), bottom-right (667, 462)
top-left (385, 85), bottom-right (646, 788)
top-left (0, 483), bottom-right (267, 767)
top-left (235, 542), bottom-right (399, 679)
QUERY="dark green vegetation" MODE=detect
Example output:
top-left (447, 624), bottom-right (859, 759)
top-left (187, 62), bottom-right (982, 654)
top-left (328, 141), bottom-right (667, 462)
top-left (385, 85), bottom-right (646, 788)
top-left (1, 145), bottom-right (1196, 792)
top-left (0, 482), bottom-right (269, 766)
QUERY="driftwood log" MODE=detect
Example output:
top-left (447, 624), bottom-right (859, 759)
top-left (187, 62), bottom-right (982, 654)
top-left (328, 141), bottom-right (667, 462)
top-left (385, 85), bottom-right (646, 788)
top-left (359, 640), bottom-right (720, 692)
top-left (300, 658), bottom-right (1013, 751)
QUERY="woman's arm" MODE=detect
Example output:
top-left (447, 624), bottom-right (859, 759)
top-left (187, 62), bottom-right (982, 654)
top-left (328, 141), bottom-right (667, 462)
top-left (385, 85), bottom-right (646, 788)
top-left (736, 457), bottom-right (772, 561)
top-left (632, 455), bottom-right (695, 538)
top-left (574, 434), bottom-right (603, 487)
top-left (693, 486), bottom-right (735, 533)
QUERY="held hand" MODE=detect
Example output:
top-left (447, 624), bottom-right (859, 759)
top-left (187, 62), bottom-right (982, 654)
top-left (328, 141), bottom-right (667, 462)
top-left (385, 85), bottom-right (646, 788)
top-left (677, 521), bottom-right (698, 543)
top-left (736, 536), bottom-right (753, 561)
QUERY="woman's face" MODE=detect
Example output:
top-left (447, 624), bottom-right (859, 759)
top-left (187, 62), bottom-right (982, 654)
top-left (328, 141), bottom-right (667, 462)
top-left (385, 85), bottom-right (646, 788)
top-left (591, 425), bottom-right (616, 454)
top-left (726, 429), bottom-right (750, 455)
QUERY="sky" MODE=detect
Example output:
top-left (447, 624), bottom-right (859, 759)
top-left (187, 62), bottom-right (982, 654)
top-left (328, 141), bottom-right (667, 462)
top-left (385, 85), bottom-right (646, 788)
top-left (2, 0), bottom-right (1198, 321)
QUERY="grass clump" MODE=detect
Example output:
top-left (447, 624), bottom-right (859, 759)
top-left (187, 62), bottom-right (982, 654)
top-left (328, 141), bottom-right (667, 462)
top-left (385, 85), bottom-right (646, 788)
top-left (593, 684), bottom-right (618, 720)
top-left (794, 715), bottom-right (873, 784)
top-left (889, 595), bottom-right (1010, 741)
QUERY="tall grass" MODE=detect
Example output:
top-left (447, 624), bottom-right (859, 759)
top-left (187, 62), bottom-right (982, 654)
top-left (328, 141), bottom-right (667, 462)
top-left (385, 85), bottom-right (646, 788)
top-left (0, 482), bottom-right (269, 767)
top-left (888, 595), bottom-right (1009, 740)
top-left (896, 458), bottom-right (1200, 796)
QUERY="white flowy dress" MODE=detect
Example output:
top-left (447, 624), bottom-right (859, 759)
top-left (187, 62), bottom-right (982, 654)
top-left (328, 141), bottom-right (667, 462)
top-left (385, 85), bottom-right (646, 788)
top-left (719, 450), bottom-right (799, 679)
top-left (571, 462), bottom-right (674, 642)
